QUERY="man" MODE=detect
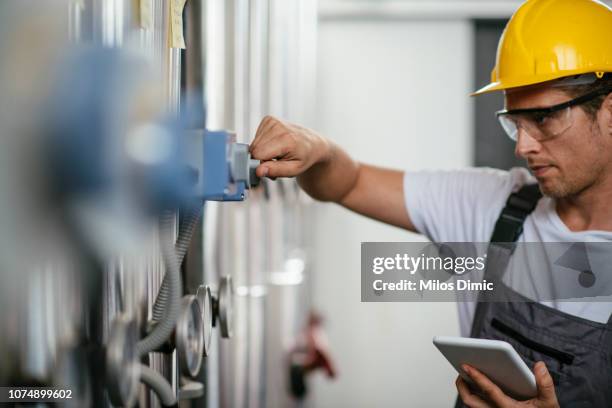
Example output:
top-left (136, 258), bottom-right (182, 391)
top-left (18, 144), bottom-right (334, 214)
top-left (250, 0), bottom-right (612, 406)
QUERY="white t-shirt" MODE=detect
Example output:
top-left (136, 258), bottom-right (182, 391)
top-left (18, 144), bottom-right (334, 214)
top-left (403, 167), bottom-right (612, 337)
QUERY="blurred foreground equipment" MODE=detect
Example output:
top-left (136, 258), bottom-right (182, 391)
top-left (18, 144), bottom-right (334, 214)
top-left (0, 1), bottom-right (318, 407)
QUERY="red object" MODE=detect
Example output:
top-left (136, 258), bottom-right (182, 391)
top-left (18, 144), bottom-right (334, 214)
top-left (300, 312), bottom-right (337, 378)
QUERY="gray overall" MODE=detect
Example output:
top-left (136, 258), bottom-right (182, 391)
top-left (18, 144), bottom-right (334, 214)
top-left (457, 184), bottom-right (612, 408)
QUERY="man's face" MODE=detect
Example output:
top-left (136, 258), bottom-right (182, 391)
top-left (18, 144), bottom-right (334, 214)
top-left (505, 84), bottom-right (612, 198)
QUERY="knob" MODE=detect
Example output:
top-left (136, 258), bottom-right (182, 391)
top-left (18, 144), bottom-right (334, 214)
top-left (212, 275), bottom-right (234, 339)
top-left (195, 284), bottom-right (213, 356)
top-left (248, 158), bottom-right (260, 188)
top-left (106, 316), bottom-right (140, 407)
top-left (229, 143), bottom-right (260, 189)
top-left (176, 295), bottom-right (204, 378)
top-left (179, 378), bottom-right (205, 400)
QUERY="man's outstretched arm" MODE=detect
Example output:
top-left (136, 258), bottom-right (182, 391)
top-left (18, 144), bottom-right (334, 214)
top-left (250, 115), bottom-right (417, 231)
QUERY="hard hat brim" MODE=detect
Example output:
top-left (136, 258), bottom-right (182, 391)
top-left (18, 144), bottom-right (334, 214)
top-left (471, 69), bottom-right (611, 97)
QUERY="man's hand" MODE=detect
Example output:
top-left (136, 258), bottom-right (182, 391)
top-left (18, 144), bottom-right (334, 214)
top-left (249, 115), bottom-right (415, 230)
top-left (249, 115), bottom-right (331, 179)
top-left (456, 362), bottom-right (559, 408)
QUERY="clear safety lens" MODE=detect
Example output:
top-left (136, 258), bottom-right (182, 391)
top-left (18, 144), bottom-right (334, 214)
top-left (498, 114), bottom-right (518, 141)
top-left (498, 106), bottom-right (573, 142)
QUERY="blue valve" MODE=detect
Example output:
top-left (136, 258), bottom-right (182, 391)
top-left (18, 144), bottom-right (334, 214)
top-left (44, 47), bottom-right (193, 214)
top-left (184, 130), bottom-right (260, 202)
top-left (44, 47), bottom-right (260, 215)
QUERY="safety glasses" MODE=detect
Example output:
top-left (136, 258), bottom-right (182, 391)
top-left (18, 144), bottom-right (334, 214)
top-left (496, 86), bottom-right (612, 142)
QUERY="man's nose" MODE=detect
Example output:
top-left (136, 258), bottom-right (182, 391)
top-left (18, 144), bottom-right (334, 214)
top-left (514, 127), bottom-right (541, 159)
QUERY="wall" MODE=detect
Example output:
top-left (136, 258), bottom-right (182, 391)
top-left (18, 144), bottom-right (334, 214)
top-left (311, 18), bottom-right (474, 407)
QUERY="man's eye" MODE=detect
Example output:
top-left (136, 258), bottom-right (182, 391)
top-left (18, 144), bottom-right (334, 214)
top-left (530, 112), bottom-right (550, 125)
top-left (527, 112), bottom-right (551, 126)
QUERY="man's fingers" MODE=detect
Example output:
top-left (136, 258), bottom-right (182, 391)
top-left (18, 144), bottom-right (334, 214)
top-left (534, 362), bottom-right (559, 406)
top-left (255, 164), bottom-right (269, 178)
top-left (257, 160), bottom-right (302, 178)
top-left (250, 134), bottom-right (294, 161)
top-left (251, 116), bottom-right (283, 152)
top-left (456, 377), bottom-right (491, 408)
top-left (462, 365), bottom-right (514, 407)
top-left (255, 115), bottom-right (274, 135)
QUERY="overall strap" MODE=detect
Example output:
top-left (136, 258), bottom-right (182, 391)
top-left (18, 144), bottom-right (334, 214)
top-left (469, 183), bottom-right (542, 338)
top-left (483, 183), bottom-right (542, 281)
top-left (490, 183), bottom-right (542, 248)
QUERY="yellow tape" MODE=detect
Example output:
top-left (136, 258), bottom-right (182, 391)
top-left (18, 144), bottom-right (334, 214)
top-left (139, 0), bottom-right (153, 30)
top-left (169, 0), bottom-right (187, 49)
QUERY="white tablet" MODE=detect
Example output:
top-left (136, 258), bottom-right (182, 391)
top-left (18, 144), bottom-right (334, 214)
top-left (433, 336), bottom-right (537, 400)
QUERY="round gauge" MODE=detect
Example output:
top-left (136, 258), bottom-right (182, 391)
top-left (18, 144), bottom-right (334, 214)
top-left (176, 295), bottom-right (204, 377)
top-left (195, 285), bottom-right (213, 356)
top-left (218, 276), bottom-right (234, 339)
top-left (106, 316), bottom-right (140, 407)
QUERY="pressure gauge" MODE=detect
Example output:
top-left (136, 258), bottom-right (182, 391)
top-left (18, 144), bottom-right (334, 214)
top-left (195, 285), bottom-right (213, 356)
top-left (176, 295), bottom-right (204, 377)
top-left (212, 275), bottom-right (234, 339)
top-left (106, 316), bottom-right (139, 407)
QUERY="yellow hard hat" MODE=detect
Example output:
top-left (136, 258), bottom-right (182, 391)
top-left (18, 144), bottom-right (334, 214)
top-left (473, 0), bottom-right (612, 96)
